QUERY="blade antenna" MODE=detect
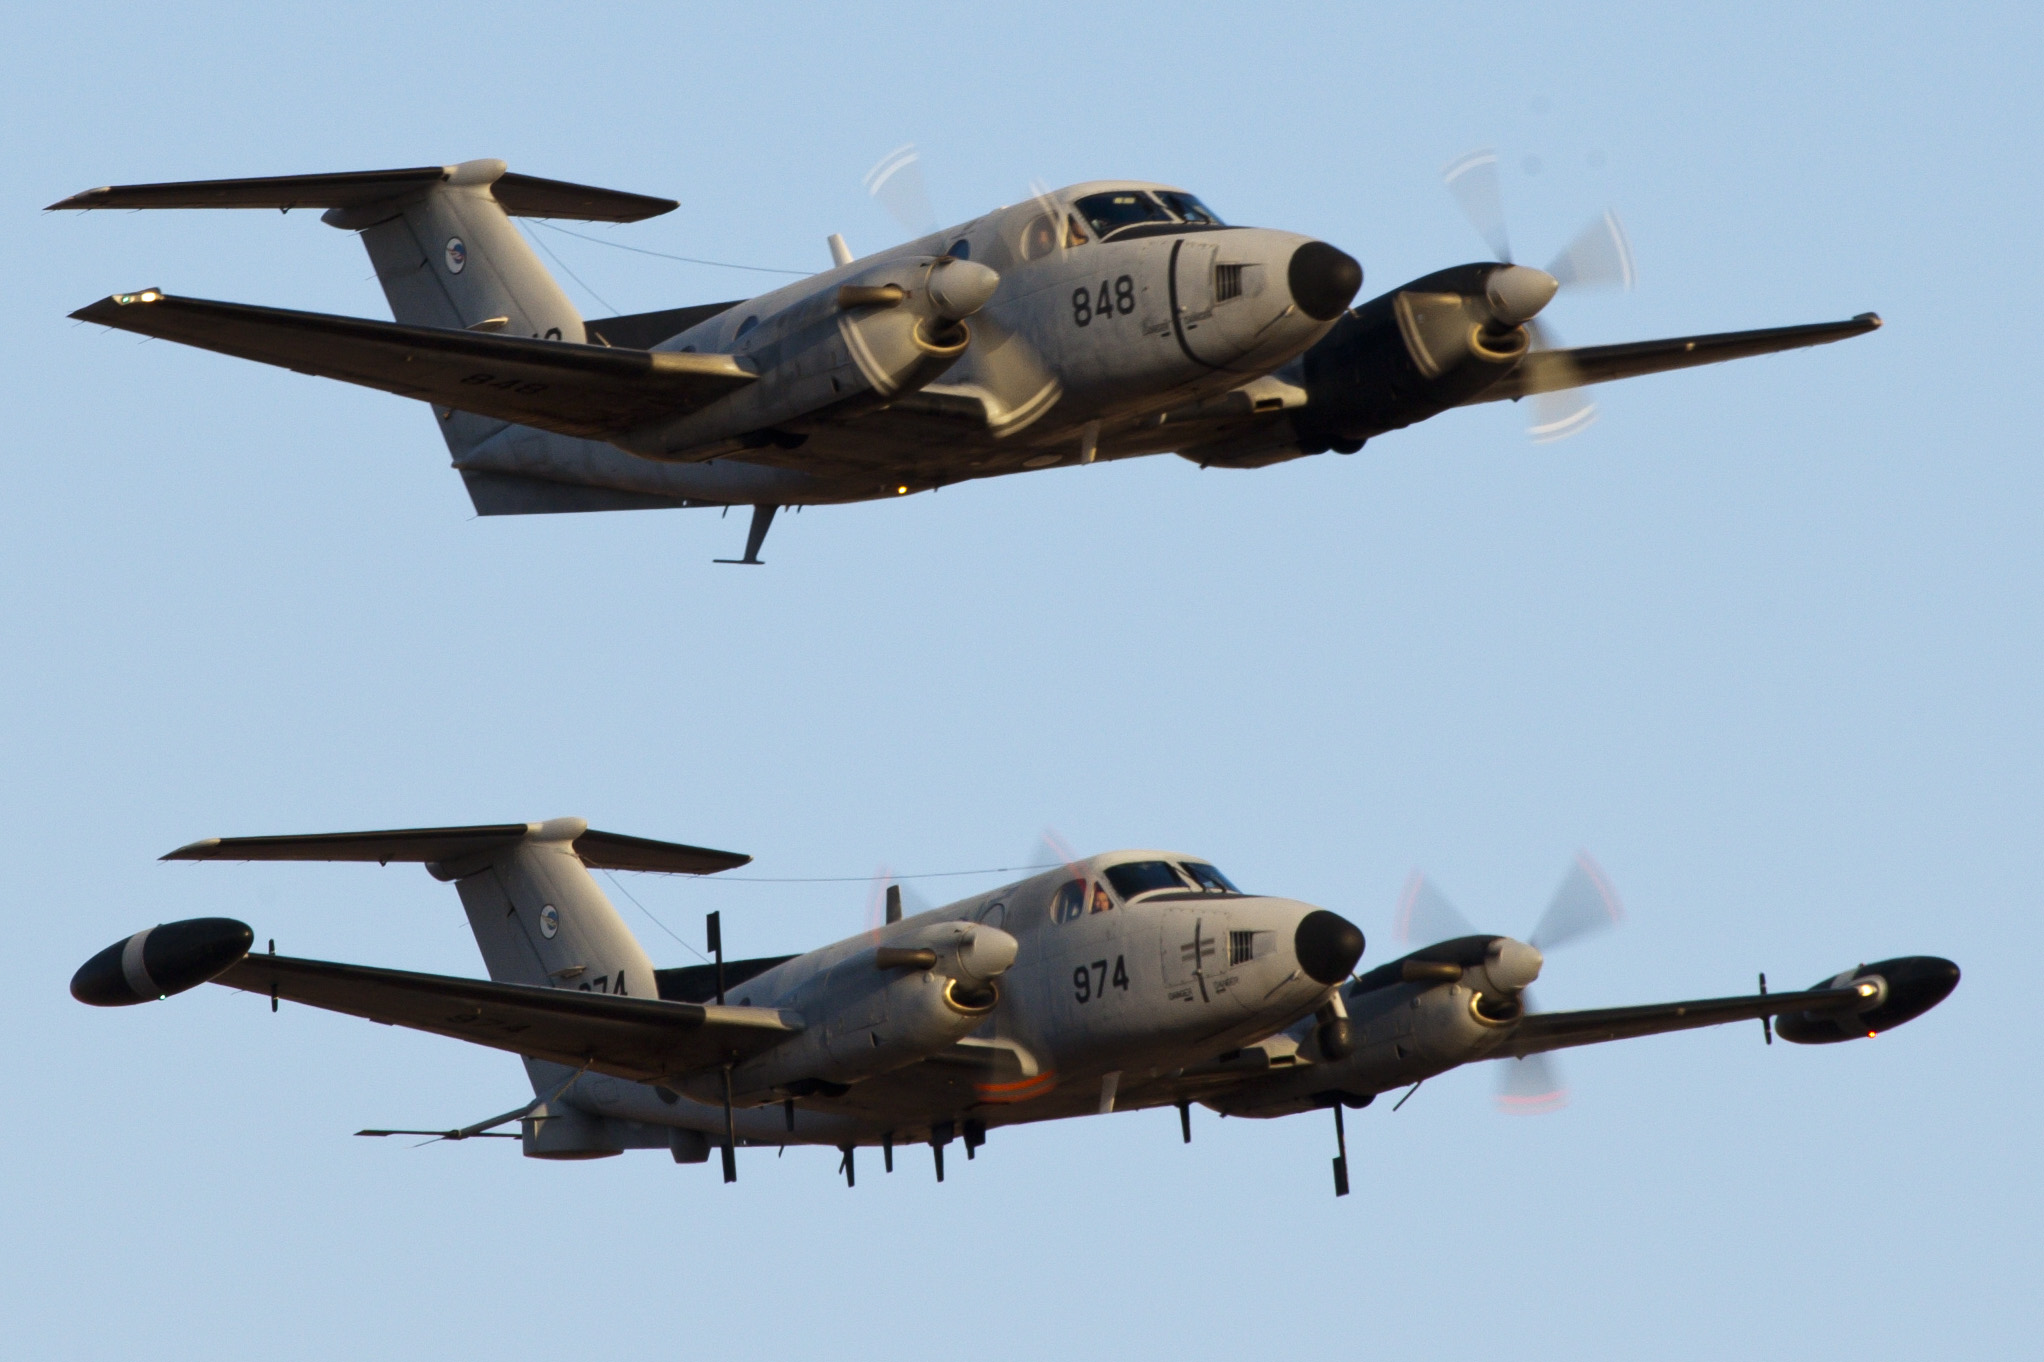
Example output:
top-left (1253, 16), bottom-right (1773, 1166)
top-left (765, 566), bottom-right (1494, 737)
top-left (1330, 1104), bottom-right (1351, 1198)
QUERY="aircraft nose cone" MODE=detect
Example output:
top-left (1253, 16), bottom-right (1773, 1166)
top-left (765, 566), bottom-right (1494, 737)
top-left (1287, 242), bottom-right (1364, 321)
top-left (1294, 910), bottom-right (1366, 985)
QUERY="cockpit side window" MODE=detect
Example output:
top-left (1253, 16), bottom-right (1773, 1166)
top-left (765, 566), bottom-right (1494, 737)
top-left (1050, 878), bottom-right (1087, 924)
top-left (1180, 862), bottom-right (1241, 893)
top-left (1156, 192), bottom-right (1224, 226)
top-left (1105, 860), bottom-right (1189, 900)
top-left (1075, 191), bottom-right (1176, 239)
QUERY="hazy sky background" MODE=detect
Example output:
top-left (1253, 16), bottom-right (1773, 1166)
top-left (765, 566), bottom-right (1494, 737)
top-left (5, 3), bottom-right (2036, 1357)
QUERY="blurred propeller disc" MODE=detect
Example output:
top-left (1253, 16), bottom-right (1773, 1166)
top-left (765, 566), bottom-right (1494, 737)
top-left (1495, 1047), bottom-right (1568, 1114)
top-left (1547, 210), bottom-right (1636, 291)
top-left (1441, 148), bottom-right (1637, 441)
top-left (1394, 872), bottom-right (1479, 944)
top-left (1442, 149), bottom-right (1513, 263)
top-left (1394, 857), bottom-right (1625, 1113)
top-left (1031, 828), bottom-right (1085, 881)
top-left (1529, 851), bottom-right (1625, 951)
top-left (864, 143), bottom-right (938, 237)
top-left (1523, 318), bottom-right (1598, 443)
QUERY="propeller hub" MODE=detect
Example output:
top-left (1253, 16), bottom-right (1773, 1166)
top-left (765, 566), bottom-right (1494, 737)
top-left (926, 259), bottom-right (1000, 322)
top-left (1483, 265), bottom-right (1558, 326)
top-left (1479, 937), bottom-right (1543, 994)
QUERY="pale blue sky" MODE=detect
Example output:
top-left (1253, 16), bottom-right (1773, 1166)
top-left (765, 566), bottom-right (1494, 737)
top-left (5, 3), bottom-right (2037, 1357)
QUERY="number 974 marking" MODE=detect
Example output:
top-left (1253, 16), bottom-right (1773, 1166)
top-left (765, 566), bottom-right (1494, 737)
top-left (1072, 276), bottom-right (1136, 327)
top-left (1073, 956), bottom-right (1130, 1002)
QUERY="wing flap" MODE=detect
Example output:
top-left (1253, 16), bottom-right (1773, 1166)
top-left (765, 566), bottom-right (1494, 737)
top-left (163, 821), bottom-right (749, 875)
top-left (215, 954), bottom-right (799, 1081)
top-left (70, 291), bottom-right (752, 441)
top-left (1500, 984), bottom-right (1864, 1058)
top-left (1469, 314), bottom-right (1882, 403)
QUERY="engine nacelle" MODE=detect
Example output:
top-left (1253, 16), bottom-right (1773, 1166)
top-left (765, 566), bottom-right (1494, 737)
top-left (1775, 956), bottom-right (1961, 1044)
top-left (621, 256), bottom-right (999, 461)
top-left (723, 920), bottom-right (1019, 1098)
top-left (1284, 263), bottom-right (1536, 456)
top-left (72, 918), bottom-right (254, 1006)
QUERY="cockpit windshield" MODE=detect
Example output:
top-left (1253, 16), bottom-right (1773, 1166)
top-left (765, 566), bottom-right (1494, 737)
top-left (1105, 860), bottom-right (1189, 899)
top-left (1156, 191), bottom-right (1224, 226)
top-left (1075, 191), bottom-right (1176, 238)
top-left (1179, 861), bottom-right (1241, 893)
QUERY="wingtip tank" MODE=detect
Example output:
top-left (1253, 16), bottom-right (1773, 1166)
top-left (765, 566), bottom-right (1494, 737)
top-left (71, 918), bottom-right (254, 1006)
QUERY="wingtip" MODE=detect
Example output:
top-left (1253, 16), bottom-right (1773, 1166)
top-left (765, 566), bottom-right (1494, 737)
top-left (161, 837), bottom-right (223, 862)
top-left (46, 188), bottom-right (110, 211)
top-left (1854, 311), bottom-right (1883, 329)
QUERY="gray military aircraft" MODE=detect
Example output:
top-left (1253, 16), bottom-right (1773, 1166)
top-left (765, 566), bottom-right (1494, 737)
top-left (73, 819), bottom-right (1958, 1194)
top-left (53, 155), bottom-right (1879, 563)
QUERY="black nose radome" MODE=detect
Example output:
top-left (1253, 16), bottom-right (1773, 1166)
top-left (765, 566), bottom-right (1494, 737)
top-left (1295, 910), bottom-right (1366, 985)
top-left (71, 917), bottom-right (254, 1006)
top-left (1288, 242), bottom-right (1363, 321)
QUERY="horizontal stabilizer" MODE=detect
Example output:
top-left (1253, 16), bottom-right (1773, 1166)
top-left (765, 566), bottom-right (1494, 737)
top-left (71, 290), bottom-right (753, 441)
top-left (214, 953), bottom-right (798, 1081)
top-left (164, 819), bottom-right (749, 875)
top-left (1470, 313), bottom-right (1883, 403)
top-left (48, 163), bottom-right (677, 222)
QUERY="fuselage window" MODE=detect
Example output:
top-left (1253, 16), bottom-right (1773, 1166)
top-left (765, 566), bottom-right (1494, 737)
top-left (1019, 214), bottom-right (1059, 261)
top-left (1050, 878), bottom-right (1087, 924)
top-left (1156, 191), bottom-right (1224, 226)
top-left (735, 315), bottom-right (760, 340)
top-left (1105, 860), bottom-right (1189, 900)
top-left (1075, 191), bottom-right (1175, 239)
top-left (1181, 861), bottom-right (1241, 894)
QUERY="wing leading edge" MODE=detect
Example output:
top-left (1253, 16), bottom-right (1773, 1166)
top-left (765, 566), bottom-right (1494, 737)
top-left (71, 291), bottom-right (753, 441)
top-left (215, 953), bottom-right (800, 1082)
top-left (1469, 313), bottom-right (1883, 403)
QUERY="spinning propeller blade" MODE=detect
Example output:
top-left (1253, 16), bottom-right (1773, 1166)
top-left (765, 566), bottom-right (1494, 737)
top-left (1394, 856), bottom-right (1626, 1112)
top-left (864, 144), bottom-right (938, 237)
top-left (1529, 852), bottom-right (1625, 951)
top-left (1495, 1046), bottom-right (1568, 1114)
top-left (1394, 872), bottom-right (1478, 944)
top-left (1546, 210), bottom-right (1636, 291)
top-left (1442, 149), bottom-right (1513, 263)
top-left (1441, 149), bottom-right (1637, 441)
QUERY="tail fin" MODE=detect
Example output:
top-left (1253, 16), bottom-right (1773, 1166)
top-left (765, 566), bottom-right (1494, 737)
top-left (163, 817), bottom-right (745, 996)
top-left (53, 159), bottom-right (678, 456)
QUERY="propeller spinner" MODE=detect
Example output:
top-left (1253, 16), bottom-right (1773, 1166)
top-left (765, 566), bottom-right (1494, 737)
top-left (1395, 853), bottom-right (1625, 1112)
top-left (1441, 149), bottom-right (1637, 441)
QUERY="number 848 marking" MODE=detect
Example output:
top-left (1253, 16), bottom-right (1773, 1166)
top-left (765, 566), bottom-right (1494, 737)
top-left (1072, 276), bottom-right (1135, 327)
top-left (1073, 955), bottom-right (1130, 1003)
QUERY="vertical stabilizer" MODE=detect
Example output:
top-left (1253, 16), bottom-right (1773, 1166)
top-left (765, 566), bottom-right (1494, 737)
top-left (432, 817), bottom-right (657, 998)
top-left (323, 160), bottom-right (584, 458)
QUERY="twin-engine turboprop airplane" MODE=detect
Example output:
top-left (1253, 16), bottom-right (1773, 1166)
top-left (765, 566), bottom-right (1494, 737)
top-left (73, 819), bottom-right (1959, 1193)
top-left (53, 156), bottom-right (1880, 563)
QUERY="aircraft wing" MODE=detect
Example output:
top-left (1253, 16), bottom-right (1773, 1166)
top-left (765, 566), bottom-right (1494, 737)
top-left (70, 290), bottom-right (753, 441)
top-left (214, 953), bottom-right (800, 1082)
top-left (1495, 982), bottom-right (1865, 1058)
top-left (1467, 313), bottom-right (1882, 402)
